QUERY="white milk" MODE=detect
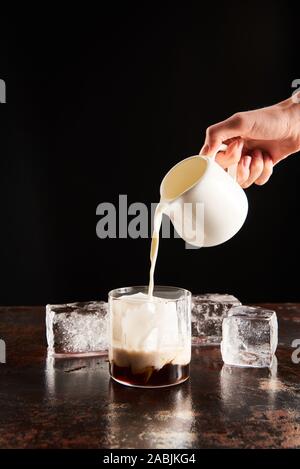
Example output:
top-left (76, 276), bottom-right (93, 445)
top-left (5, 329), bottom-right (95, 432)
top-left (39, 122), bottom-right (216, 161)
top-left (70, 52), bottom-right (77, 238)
top-left (148, 203), bottom-right (165, 297)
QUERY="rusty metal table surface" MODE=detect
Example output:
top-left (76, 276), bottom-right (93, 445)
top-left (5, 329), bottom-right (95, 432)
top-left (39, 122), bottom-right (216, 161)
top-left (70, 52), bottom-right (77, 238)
top-left (0, 303), bottom-right (300, 449)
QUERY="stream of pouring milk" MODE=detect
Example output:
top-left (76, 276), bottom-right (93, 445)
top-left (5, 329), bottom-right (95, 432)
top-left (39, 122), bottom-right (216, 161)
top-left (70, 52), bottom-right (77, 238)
top-left (148, 202), bottom-right (165, 297)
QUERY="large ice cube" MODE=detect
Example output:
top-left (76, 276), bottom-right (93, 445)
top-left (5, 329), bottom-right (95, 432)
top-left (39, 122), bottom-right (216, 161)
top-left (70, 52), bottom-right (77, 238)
top-left (46, 301), bottom-right (108, 356)
top-left (221, 306), bottom-right (278, 368)
top-left (192, 293), bottom-right (241, 345)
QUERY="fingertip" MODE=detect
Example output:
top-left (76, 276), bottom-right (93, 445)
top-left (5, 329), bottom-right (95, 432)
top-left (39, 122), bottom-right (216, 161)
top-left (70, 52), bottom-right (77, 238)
top-left (237, 155), bottom-right (251, 186)
top-left (217, 138), bottom-right (244, 168)
top-left (215, 151), bottom-right (228, 168)
top-left (254, 153), bottom-right (273, 185)
top-left (243, 156), bottom-right (252, 168)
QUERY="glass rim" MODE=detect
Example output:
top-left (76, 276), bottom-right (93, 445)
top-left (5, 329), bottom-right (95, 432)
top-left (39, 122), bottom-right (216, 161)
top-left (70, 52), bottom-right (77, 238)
top-left (108, 285), bottom-right (191, 301)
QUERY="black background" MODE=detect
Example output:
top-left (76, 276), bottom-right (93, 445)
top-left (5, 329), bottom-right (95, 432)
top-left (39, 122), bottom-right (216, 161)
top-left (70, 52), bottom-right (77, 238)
top-left (1, 1), bottom-right (300, 306)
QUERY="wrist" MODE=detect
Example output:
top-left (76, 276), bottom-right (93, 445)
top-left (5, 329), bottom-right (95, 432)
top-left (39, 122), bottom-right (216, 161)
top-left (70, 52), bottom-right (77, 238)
top-left (277, 95), bottom-right (300, 150)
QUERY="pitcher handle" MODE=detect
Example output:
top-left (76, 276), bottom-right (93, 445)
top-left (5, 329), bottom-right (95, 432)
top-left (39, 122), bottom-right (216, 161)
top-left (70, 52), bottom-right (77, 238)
top-left (204, 143), bottom-right (238, 182)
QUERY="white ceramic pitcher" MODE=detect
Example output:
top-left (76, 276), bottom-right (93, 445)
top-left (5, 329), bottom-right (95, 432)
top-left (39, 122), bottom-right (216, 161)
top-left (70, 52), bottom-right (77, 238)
top-left (160, 145), bottom-right (248, 247)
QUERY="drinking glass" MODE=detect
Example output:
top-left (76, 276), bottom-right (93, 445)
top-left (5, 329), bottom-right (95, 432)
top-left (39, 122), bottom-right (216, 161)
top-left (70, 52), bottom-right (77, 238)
top-left (108, 285), bottom-right (191, 388)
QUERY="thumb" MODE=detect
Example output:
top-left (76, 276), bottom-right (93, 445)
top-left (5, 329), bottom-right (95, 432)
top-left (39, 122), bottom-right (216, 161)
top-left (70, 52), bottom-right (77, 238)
top-left (200, 113), bottom-right (245, 155)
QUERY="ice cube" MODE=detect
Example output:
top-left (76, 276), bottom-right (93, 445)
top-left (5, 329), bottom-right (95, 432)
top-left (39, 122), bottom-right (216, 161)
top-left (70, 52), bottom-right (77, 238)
top-left (221, 306), bottom-right (278, 368)
top-left (111, 292), bottom-right (179, 351)
top-left (192, 293), bottom-right (241, 345)
top-left (46, 301), bottom-right (108, 356)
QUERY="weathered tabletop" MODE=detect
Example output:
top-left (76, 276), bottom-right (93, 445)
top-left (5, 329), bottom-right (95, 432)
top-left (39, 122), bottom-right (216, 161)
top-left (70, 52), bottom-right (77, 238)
top-left (0, 303), bottom-right (300, 449)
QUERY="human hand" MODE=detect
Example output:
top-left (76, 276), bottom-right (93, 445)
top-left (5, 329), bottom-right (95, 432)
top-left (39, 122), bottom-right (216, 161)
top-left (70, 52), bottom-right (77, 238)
top-left (200, 95), bottom-right (300, 188)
